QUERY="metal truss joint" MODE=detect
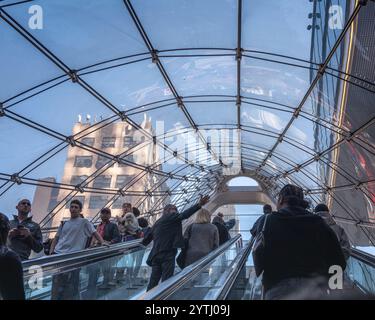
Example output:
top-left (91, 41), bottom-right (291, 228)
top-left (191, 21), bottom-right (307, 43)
top-left (236, 47), bottom-right (243, 61)
top-left (0, 103), bottom-right (5, 117)
top-left (151, 49), bottom-right (159, 63)
top-left (66, 136), bottom-right (76, 147)
top-left (75, 185), bottom-right (84, 193)
top-left (69, 70), bottom-right (79, 83)
top-left (317, 63), bottom-right (326, 76)
top-left (10, 173), bottom-right (22, 185)
top-left (119, 111), bottom-right (127, 122)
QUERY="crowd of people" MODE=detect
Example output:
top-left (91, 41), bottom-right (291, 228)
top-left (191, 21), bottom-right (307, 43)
top-left (0, 183), bottom-right (356, 300)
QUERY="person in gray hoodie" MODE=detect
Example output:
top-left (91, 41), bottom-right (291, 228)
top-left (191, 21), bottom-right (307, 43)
top-left (314, 203), bottom-right (351, 260)
top-left (184, 208), bottom-right (219, 267)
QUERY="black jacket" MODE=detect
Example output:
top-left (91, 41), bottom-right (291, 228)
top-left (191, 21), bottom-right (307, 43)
top-left (143, 204), bottom-right (201, 266)
top-left (213, 222), bottom-right (230, 246)
top-left (8, 216), bottom-right (43, 261)
top-left (96, 221), bottom-right (121, 244)
top-left (0, 246), bottom-right (25, 300)
top-left (258, 207), bottom-right (347, 292)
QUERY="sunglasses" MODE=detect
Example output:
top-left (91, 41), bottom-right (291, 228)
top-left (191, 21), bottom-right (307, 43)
top-left (20, 202), bottom-right (31, 206)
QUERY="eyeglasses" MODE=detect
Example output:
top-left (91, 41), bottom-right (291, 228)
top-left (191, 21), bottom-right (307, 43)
top-left (20, 202), bottom-right (31, 206)
top-left (70, 205), bottom-right (81, 209)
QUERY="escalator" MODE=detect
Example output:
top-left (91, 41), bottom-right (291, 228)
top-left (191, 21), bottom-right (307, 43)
top-left (23, 233), bottom-right (375, 300)
top-left (23, 239), bottom-right (150, 300)
top-left (138, 236), bottom-right (375, 300)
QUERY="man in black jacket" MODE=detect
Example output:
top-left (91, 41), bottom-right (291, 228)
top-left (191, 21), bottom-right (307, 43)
top-left (7, 199), bottom-right (43, 261)
top-left (143, 195), bottom-right (210, 291)
top-left (250, 204), bottom-right (272, 238)
top-left (255, 185), bottom-right (346, 300)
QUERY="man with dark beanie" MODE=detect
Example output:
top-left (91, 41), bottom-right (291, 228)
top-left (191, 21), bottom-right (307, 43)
top-left (253, 184), bottom-right (346, 300)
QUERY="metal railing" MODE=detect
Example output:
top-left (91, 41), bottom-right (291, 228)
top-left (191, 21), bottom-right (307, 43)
top-left (136, 234), bottom-right (242, 300)
top-left (23, 239), bottom-right (143, 279)
top-left (206, 237), bottom-right (256, 300)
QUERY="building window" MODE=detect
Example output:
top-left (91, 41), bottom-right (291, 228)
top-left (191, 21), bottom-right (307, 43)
top-left (118, 154), bottom-right (134, 167)
top-left (93, 175), bottom-right (112, 189)
top-left (115, 175), bottom-right (134, 188)
top-left (96, 155), bottom-right (110, 169)
top-left (89, 195), bottom-right (109, 209)
top-left (70, 175), bottom-right (88, 186)
top-left (74, 156), bottom-right (92, 168)
top-left (102, 137), bottom-right (116, 148)
top-left (65, 196), bottom-right (85, 209)
top-left (123, 136), bottom-right (137, 148)
top-left (80, 137), bottom-right (95, 146)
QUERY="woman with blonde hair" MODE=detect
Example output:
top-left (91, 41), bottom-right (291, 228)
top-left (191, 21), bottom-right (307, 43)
top-left (182, 208), bottom-right (219, 267)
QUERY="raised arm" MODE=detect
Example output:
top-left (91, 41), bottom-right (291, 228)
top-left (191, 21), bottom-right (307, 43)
top-left (179, 195), bottom-right (210, 221)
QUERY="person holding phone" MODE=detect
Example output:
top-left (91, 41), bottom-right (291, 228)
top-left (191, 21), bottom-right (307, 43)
top-left (7, 199), bottom-right (43, 261)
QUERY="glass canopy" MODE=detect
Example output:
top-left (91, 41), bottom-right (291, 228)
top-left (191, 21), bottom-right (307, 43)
top-left (0, 0), bottom-right (374, 246)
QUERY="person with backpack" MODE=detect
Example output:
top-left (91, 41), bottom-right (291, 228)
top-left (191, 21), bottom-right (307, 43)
top-left (253, 184), bottom-right (346, 300)
top-left (182, 209), bottom-right (219, 267)
top-left (49, 199), bottom-right (107, 300)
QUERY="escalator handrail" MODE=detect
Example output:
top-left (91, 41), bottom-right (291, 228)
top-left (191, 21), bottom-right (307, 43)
top-left (136, 234), bottom-right (242, 300)
top-left (350, 248), bottom-right (375, 269)
top-left (22, 239), bottom-right (143, 274)
top-left (209, 237), bottom-right (255, 300)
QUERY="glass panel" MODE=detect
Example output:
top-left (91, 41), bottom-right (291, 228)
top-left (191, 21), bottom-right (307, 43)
top-left (24, 246), bottom-right (152, 300)
top-left (128, 104), bottom-right (191, 134)
top-left (92, 175), bottom-right (112, 189)
top-left (285, 116), bottom-right (321, 150)
top-left (70, 175), bottom-right (89, 186)
top-left (0, 18), bottom-right (63, 102)
top-left (185, 102), bottom-right (237, 126)
top-left (132, 0), bottom-right (237, 49)
top-left (241, 102), bottom-right (293, 134)
top-left (9, 81), bottom-right (114, 137)
top-left (241, 57), bottom-right (311, 108)
top-left (89, 195), bottom-right (110, 209)
top-left (346, 255), bottom-right (375, 296)
top-left (241, 130), bottom-right (278, 150)
top-left (274, 140), bottom-right (315, 165)
top-left (6, 0), bottom-right (148, 69)
top-left (243, 0), bottom-right (312, 60)
top-left (74, 156), bottom-right (93, 168)
top-left (115, 175), bottom-right (134, 189)
top-left (81, 59), bottom-right (168, 111)
top-left (161, 56), bottom-right (236, 97)
top-left (166, 241), bottom-right (242, 300)
top-left (0, 117), bottom-right (62, 175)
